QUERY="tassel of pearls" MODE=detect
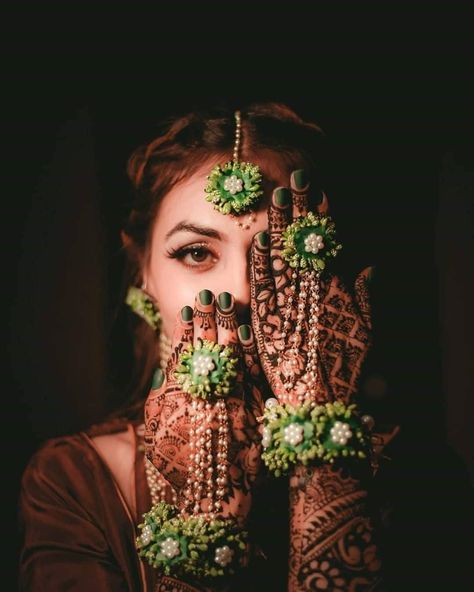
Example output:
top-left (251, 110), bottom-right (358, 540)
top-left (277, 269), bottom-right (322, 404)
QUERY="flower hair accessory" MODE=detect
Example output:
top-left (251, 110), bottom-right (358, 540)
top-left (174, 339), bottom-right (238, 399)
top-left (204, 111), bottom-right (263, 218)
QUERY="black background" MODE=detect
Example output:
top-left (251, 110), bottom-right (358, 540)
top-left (4, 2), bottom-right (474, 589)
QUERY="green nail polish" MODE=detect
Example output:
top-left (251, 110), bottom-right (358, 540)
top-left (274, 187), bottom-right (291, 207)
top-left (218, 292), bottom-right (232, 310)
top-left (257, 231), bottom-right (269, 248)
top-left (181, 305), bottom-right (193, 321)
top-left (238, 324), bottom-right (251, 341)
top-left (293, 169), bottom-right (308, 189)
top-left (151, 368), bottom-right (164, 389)
top-left (199, 289), bottom-right (213, 305)
top-left (368, 266), bottom-right (376, 282)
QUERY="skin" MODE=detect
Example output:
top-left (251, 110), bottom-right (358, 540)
top-left (143, 162), bottom-right (283, 337)
top-left (144, 163), bottom-right (383, 590)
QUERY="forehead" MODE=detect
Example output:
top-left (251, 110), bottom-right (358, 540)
top-left (154, 163), bottom-right (282, 240)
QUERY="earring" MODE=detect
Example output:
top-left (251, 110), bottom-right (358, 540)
top-left (125, 284), bottom-right (161, 330)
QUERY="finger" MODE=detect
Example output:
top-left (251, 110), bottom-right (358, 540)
top-left (317, 191), bottom-right (329, 215)
top-left (237, 324), bottom-right (265, 417)
top-left (193, 289), bottom-right (217, 345)
top-left (269, 187), bottom-right (295, 310)
top-left (290, 169), bottom-right (310, 219)
top-left (171, 306), bottom-right (194, 350)
top-left (216, 291), bottom-right (239, 350)
top-left (167, 305), bottom-right (194, 376)
top-left (250, 229), bottom-right (275, 310)
top-left (354, 266), bottom-right (374, 330)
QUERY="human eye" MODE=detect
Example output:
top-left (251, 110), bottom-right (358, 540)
top-left (166, 242), bottom-right (218, 271)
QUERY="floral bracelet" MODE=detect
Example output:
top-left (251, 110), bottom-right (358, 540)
top-left (137, 503), bottom-right (248, 580)
top-left (261, 400), bottom-right (372, 476)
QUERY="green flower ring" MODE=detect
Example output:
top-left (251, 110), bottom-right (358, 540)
top-left (174, 339), bottom-right (238, 400)
top-left (281, 212), bottom-right (342, 272)
top-left (261, 400), bottom-right (371, 476)
top-left (137, 502), bottom-right (248, 579)
top-left (125, 286), bottom-right (161, 330)
top-left (204, 161), bottom-right (263, 215)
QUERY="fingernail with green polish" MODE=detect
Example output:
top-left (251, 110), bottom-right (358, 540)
top-left (368, 266), bottom-right (376, 282)
top-left (274, 187), bottom-right (291, 207)
top-left (238, 324), bottom-right (251, 341)
top-left (218, 291), bottom-right (232, 310)
top-left (293, 169), bottom-right (308, 189)
top-left (181, 305), bottom-right (193, 321)
top-left (151, 368), bottom-right (164, 389)
top-left (256, 231), bottom-right (269, 248)
top-left (199, 289), bottom-right (213, 305)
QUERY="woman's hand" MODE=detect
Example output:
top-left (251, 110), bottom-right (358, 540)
top-left (250, 170), bottom-right (373, 405)
top-left (144, 290), bottom-right (265, 523)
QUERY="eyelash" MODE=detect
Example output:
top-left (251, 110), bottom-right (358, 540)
top-left (166, 242), bottom-right (218, 270)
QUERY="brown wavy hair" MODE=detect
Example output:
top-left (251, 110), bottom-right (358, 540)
top-left (109, 102), bottom-right (325, 420)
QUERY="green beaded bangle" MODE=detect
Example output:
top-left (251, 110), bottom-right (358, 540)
top-left (261, 400), bottom-right (370, 476)
top-left (174, 339), bottom-right (238, 400)
top-left (136, 503), bottom-right (248, 579)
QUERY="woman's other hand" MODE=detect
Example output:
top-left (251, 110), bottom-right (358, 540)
top-left (249, 170), bottom-right (373, 405)
top-left (144, 289), bottom-right (264, 523)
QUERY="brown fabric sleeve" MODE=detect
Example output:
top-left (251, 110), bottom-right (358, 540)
top-left (18, 435), bottom-right (140, 591)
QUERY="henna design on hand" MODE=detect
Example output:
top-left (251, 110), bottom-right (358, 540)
top-left (144, 292), bottom-right (265, 523)
top-left (289, 465), bottom-right (383, 591)
top-left (250, 174), bottom-right (373, 404)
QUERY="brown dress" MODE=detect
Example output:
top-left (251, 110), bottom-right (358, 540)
top-left (18, 419), bottom-right (286, 591)
top-left (18, 419), bottom-right (202, 591)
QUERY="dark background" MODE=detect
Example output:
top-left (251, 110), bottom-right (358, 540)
top-left (4, 2), bottom-right (474, 590)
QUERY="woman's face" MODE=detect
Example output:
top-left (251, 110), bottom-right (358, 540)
top-left (144, 162), bottom-right (286, 338)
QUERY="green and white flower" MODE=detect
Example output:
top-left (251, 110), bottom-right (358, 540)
top-left (282, 212), bottom-right (342, 272)
top-left (205, 161), bottom-right (263, 215)
top-left (261, 400), bottom-right (370, 476)
top-left (174, 339), bottom-right (238, 400)
top-left (136, 502), bottom-right (248, 579)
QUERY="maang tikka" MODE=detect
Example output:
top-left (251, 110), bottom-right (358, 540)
top-left (204, 111), bottom-right (263, 229)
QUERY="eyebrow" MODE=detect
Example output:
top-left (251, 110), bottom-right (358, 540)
top-left (165, 221), bottom-right (223, 241)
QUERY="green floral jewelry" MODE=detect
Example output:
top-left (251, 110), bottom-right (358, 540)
top-left (261, 399), bottom-right (370, 476)
top-left (137, 502), bottom-right (248, 580)
top-left (277, 209), bottom-right (342, 402)
top-left (204, 111), bottom-right (263, 216)
top-left (125, 285), bottom-right (161, 330)
top-left (174, 339), bottom-right (238, 400)
top-left (282, 211), bottom-right (342, 272)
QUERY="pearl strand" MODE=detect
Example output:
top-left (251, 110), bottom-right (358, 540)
top-left (231, 111), bottom-right (256, 231)
top-left (214, 399), bottom-right (229, 514)
top-left (233, 110), bottom-right (241, 162)
top-left (145, 456), bottom-right (178, 507)
top-left (278, 269), bottom-right (322, 405)
top-left (303, 270), bottom-right (321, 403)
